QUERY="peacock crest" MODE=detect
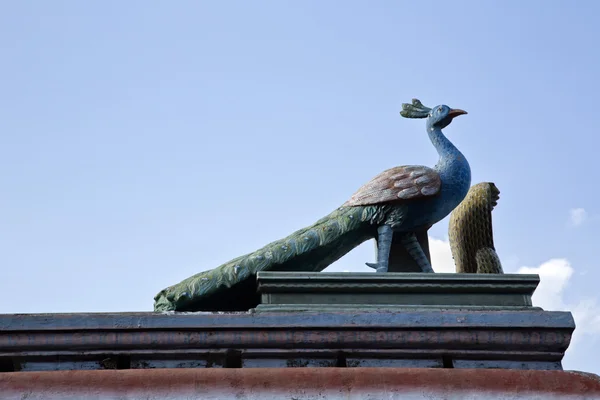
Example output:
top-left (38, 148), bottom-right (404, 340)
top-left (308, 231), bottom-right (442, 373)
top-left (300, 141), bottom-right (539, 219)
top-left (400, 98), bottom-right (432, 119)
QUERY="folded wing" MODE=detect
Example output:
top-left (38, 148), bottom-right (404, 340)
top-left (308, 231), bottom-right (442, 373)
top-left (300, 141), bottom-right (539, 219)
top-left (344, 165), bottom-right (441, 206)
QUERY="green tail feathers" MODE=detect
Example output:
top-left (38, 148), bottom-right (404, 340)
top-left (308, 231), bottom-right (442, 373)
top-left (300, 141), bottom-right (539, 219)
top-left (154, 205), bottom-right (383, 312)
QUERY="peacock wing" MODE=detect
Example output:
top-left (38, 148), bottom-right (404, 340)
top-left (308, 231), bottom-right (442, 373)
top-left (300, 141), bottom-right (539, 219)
top-left (343, 165), bottom-right (441, 206)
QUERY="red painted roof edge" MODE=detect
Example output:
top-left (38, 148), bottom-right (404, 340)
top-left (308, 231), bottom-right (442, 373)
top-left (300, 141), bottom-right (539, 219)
top-left (1, 368), bottom-right (599, 398)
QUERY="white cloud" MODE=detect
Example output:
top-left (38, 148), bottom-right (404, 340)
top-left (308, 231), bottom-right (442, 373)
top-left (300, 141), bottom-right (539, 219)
top-left (429, 236), bottom-right (455, 273)
top-left (569, 208), bottom-right (588, 227)
top-left (571, 299), bottom-right (600, 336)
top-left (518, 258), bottom-right (574, 311)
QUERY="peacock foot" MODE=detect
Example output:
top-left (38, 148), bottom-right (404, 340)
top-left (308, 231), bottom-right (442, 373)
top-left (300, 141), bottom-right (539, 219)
top-left (366, 262), bottom-right (388, 273)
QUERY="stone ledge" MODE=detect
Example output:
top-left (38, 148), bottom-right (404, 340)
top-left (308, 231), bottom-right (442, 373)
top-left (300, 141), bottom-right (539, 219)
top-left (256, 272), bottom-right (540, 310)
top-left (0, 309), bottom-right (572, 330)
top-left (0, 309), bottom-right (574, 372)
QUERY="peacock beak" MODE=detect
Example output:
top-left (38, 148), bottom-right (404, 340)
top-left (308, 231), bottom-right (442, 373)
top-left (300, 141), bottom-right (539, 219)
top-left (448, 108), bottom-right (467, 119)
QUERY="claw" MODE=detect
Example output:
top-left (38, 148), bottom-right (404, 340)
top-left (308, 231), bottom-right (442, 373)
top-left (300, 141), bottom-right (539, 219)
top-left (366, 262), bottom-right (388, 273)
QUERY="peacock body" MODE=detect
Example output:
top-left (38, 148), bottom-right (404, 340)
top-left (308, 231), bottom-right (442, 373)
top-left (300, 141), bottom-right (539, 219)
top-left (154, 99), bottom-right (471, 312)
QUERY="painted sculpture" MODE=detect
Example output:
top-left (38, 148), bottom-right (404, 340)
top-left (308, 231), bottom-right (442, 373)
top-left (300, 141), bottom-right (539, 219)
top-left (449, 182), bottom-right (504, 274)
top-left (154, 99), bottom-right (471, 311)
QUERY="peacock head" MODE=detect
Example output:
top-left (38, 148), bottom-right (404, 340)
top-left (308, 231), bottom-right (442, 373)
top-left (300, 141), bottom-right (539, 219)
top-left (400, 99), bottom-right (467, 130)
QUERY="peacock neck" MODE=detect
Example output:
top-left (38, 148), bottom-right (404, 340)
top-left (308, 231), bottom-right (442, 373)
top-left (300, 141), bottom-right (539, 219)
top-left (427, 126), bottom-right (463, 167)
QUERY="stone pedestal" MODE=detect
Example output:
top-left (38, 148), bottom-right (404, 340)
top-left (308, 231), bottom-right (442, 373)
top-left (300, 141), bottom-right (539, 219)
top-left (0, 309), bottom-right (574, 372)
top-left (255, 271), bottom-right (540, 312)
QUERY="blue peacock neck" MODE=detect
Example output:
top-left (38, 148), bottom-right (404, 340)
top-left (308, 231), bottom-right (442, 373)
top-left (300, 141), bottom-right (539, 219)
top-left (426, 123), bottom-right (471, 208)
top-left (426, 123), bottom-right (461, 160)
top-left (426, 123), bottom-right (465, 168)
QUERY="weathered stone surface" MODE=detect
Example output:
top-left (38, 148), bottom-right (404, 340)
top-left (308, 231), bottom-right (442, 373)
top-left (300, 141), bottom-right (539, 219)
top-left (0, 309), bottom-right (573, 372)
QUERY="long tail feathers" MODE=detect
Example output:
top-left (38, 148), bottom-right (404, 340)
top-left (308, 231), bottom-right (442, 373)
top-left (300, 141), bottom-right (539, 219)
top-left (154, 205), bottom-right (378, 311)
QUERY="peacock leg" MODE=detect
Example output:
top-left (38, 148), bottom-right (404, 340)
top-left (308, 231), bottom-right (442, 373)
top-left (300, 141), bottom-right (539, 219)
top-left (366, 224), bottom-right (393, 273)
top-left (401, 233), bottom-right (434, 273)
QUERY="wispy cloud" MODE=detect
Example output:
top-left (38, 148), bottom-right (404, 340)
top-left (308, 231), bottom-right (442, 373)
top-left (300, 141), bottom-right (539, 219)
top-left (569, 208), bottom-right (588, 227)
top-left (429, 236), bottom-right (455, 273)
top-left (518, 258), bottom-right (574, 312)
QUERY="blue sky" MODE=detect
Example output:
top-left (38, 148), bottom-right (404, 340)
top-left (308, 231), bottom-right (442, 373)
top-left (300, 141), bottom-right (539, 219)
top-left (1, 1), bottom-right (599, 373)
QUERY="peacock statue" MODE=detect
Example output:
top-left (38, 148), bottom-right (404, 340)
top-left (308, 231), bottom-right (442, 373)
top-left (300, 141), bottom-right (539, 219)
top-left (154, 99), bottom-right (471, 312)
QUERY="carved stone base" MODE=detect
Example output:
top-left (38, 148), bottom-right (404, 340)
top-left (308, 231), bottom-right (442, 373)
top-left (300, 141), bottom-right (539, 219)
top-left (0, 307), bottom-right (574, 372)
top-left (255, 272), bottom-right (540, 312)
